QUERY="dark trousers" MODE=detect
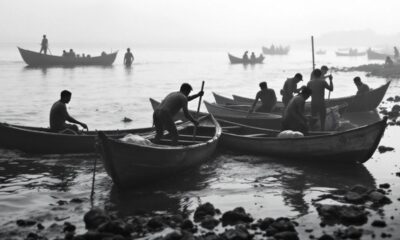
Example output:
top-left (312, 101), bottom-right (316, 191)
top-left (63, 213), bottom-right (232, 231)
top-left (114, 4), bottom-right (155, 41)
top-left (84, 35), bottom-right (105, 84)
top-left (40, 46), bottom-right (47, 55)
top-left (311, 103), bottom-right (326, 131)
top-left (153, 109), bottom-right (178, 144)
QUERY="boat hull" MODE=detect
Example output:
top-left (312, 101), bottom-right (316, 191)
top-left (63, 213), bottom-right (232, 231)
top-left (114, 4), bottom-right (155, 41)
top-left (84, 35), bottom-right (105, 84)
top-left (220, 118), bottom-right (387, 163)
top-left (98, 115), bottom-right (221, 188)
top-left (228, 53), bottom-right (264, 64)
top-left (18, 47), bottom-right (117, 66)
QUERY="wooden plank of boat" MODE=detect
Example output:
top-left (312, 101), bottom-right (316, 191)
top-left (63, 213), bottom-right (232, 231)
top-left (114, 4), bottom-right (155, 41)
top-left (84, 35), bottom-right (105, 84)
top-left (228, 53), bottom-right (264, 64)
top-left (18, 47), bottom-right (118, 66)
top-left (0, 123), bottom-right (153, 154)
top-left (97, 115), bottom-right (221, 188)
top-left (219, 117), bottom-right (388, 163)
top-left (231, 81), bottom-right (391, 112)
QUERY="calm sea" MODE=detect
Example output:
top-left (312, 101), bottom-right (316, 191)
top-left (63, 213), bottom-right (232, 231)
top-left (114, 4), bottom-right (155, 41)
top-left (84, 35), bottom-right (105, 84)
top-left (0, 43), bottom-right (399, 238)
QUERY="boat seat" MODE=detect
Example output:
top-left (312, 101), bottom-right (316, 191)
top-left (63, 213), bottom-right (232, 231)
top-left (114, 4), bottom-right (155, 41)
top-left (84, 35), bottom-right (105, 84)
top-left (157, 139), bottom-right (204, 146)
top-left (242, 133), bottom-right (270, 137)
top-left (178, 134), bottom-right (212, 140)
top-left (222, 126), bottom-right (241, 129)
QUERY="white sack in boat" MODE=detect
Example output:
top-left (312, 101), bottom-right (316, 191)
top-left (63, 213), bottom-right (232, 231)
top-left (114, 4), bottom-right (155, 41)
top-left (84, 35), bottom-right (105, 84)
top-left (277, 130), bottom-right (304, 138)
top-left (120, 134), bottom-right (152, 145)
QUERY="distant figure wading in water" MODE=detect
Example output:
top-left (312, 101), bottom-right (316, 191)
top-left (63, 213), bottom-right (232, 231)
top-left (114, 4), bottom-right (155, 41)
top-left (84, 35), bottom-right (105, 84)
top-left (153, 83), bottom-right (204, 145)
top-left (124, 48), bottom-right (134, 66)
top-left (50, 90), bottom-right (88, 133)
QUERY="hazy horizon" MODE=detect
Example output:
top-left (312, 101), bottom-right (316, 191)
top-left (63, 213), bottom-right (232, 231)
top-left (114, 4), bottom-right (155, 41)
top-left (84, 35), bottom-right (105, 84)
top-left (1, 0), bottom-right (399, 47)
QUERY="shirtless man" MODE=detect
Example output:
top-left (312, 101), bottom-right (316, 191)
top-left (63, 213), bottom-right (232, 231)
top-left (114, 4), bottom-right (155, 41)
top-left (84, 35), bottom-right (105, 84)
top-left (124, 48), bottom-right (134, 66)
top-left (50, 90), bottom-right (88, 133)
top-left (282, 87), bottom-right (312, 134)
top-left (307, 68), bottom-right (333, 131)
top-left (353, 76), bottom-right (370, 95)
top-left (281, 73), bottom-right (303, 107)
top-left (153, 83), bottom-right (204, 144)
top-left (39, 35), bottom-right (48, 55)
top-left (248, 81), bottom-right (277, 113)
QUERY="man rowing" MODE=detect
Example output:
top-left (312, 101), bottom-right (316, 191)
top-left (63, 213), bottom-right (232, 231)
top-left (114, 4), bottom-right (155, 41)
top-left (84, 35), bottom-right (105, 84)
top-left (281, 73), bottom-right (303, 107)
top-left (353, 76), bottom-right (370, 95)
top-left (248, 81), bottom-right (277, 113)
top-left (50, 90), bottom-right (88, 133)
top-left (282, 87), bottom-right (312, 134)
top-left (307, 66), bottom-right (333, 131)
top-left (153, 83), bottom-right (204, 145)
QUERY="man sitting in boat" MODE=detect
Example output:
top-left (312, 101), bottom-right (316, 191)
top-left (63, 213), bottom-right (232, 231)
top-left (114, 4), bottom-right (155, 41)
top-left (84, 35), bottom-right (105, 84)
top-left (281, 73), bottom-right (303, 107)
top-left (307, 68), bottom-right (333, 131)
top-left (50, 90), bottom-right (88, 133)
top-left (353, 77), bottom-right (370, 95)
top-left (68, 49), bottom-right (76, 58)
top-left (242, 51), bottom-right (249, 62)
top-left (39, 35), bottom-right (48, 55)
top-left (248, 81), bottom-right (277, 113)
top-left (124, 48), bottom-right (134, 66)
top-left (153, 83), bottom-right (203, 145)
top-left (62, 50), bottom-right (68, 57)
top-left (394, 47), bottom-right (399, 59)
top-left (385, 56), bottom-right (394, 67)
top-left (282, 87), bottom-right (312, 134)
top-left (250, 52), bottom-right (256, 62)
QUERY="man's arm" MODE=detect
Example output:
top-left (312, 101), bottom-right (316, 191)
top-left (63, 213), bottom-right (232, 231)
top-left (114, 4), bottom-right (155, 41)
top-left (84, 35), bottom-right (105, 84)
top-left (325, 75), bottom-right (334, 91)
top-left (182, 103), bottom-right (198, 125)
top-left (64, 107), bottom-right (88, 129)
top-left (249, 92), bottom-right (260, 113)
top-left (187, 91), bottom-right (204, 101)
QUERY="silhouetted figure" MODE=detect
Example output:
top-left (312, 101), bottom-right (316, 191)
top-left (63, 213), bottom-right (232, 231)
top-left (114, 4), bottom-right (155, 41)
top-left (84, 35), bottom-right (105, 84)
top-left (242, 51), bottom-right (249, 62)
top-left (250, 52), bottom-right (256, 63)
top-left (153, 83), bottom-right (204, 145)
top-left (39, 35), bottom-right (48, 55)
top-left (394, 47), bottom-right (399, 59)
top-left (385, 56), bottom-right (394, 66)
top-left (353, 77), bottom-right (370, 95)
top-left (248, 81), bottom-right (277, 113)
top-left (281, 73), bottom-right (303, 107)
top-left (50, 90), bottom-right (88, 133)
top-left (68, 49), bottom-right (76, 58)
top-left (124, 48), bottom-right (134, 67)
top-left (282, 87), bottom-right (312, 134)
top-left (62, 50), bottom-right (67, 57)
top-left (307, 67), bottom-right (333, 131)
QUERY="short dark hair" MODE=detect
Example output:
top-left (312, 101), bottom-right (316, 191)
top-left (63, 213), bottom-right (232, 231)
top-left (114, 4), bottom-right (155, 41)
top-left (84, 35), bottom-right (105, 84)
top-left (61, 90), bottom-right (71, 98)
top-left (301, 86), bottom-right (312, 96)
top-left (294, 73), bottom-right (303, 81)
top-left (259, 81), bottom-right (267, 89)
top-left (353, 76), bottom-right (361, 83)
top-left (321, 65), bottom-right (329, 71)
top-left (312, 69), bottom-right (322, 78)
top-left (180, 83), bottom-right (193, 92)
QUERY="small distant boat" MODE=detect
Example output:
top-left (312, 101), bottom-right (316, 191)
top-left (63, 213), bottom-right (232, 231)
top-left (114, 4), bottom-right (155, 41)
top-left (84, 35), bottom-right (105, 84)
top-left (18, 47), bottom-right (118, 66)
top-left (0, 123), bottom-right (153, 154)
top-left (262, 45), bottom-right (290, 55)
top-left (228, 53), bottom-right (264, 64)
top-left (316, 49), bottom-right (326, 55)
top-left (228, 81), bottom-right (390, 112)
top-left (335, 49), bottom-right (366, 57)
top-left (219, 117), bottom-right (387, 163)
top-left (98, 115), bottom-right (221, 188)
top-left (367, 49), bottom-right (394, 60)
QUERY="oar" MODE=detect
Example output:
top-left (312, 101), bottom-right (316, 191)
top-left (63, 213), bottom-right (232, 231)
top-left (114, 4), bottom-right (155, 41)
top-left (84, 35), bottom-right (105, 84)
top-left (193, 81), bottom-right (205, 140)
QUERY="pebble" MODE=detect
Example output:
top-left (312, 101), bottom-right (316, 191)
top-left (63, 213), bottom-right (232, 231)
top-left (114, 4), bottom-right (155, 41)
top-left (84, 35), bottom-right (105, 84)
top-left (221, 207), bottom-right (253, 226)
top-left (378, 145), bottom-right (394, 153)
top-left (371, 220), bottom-right (387, 227)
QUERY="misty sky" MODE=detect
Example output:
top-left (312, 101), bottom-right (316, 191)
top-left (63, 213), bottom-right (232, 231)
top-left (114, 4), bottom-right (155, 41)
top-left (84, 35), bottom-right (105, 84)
top-left (0, 0), bottom-right (398, 47)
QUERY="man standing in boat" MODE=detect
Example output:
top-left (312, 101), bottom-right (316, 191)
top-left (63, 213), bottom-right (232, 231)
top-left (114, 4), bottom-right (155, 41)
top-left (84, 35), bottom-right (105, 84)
top-left (353, 76), bottom-right (370, 95)
top-left (281, 73), bottom-right (303, 107)
top-left (153, 83), bottom-right (204, 145)
top-left (307, 67), bottom-right (333, 131)
top-left (39, 35), bottom-right (48, 55)
top-left (124, 48), bottom-right (134, 67)
top-left (282, 87), bottom-right (312, 134)
top-left (50, 90), bottom-right (88, 133)
top-left (248, 81), bottom-right (277, 113)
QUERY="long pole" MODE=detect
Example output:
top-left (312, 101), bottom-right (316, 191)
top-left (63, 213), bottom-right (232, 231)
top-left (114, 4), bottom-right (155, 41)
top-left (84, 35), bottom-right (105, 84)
top-left (311, 36), bottom-right (315, 70)
top-left (193, 81), bottom-right (205, 140)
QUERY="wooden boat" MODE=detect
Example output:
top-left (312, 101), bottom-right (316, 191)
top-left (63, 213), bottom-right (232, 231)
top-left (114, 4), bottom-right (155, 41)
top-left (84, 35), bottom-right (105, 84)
top-left (18, 47), bottom-right (117, 66)
top-left (0, 123), bottom-right (153, 154)
top-left (228, 53), bottom-right (264, 64)
top-left (229, 81), bottom-right (390, 112)
top-left (316, 50), bottom-right (326, 55)
top-left (97, 115), bottom-right (221, 188)
top-left (335, 51), bottom-right (366, 57)
top-left (262, 46), bottom-right (290, 55)
top-left (367, 49), bottom-right (394, 60)
top-left (219, 117), bottom-right (387, 163)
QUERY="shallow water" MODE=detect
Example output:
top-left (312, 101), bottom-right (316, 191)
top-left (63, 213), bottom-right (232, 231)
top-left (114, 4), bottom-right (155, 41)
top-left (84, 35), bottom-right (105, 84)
top-left (0, 44), bottom-right (399, 238)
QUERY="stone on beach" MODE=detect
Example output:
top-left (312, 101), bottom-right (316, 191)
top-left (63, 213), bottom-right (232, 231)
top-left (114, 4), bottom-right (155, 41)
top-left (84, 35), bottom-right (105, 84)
top-left (221, 207), bottom-right (253, 226)
top-left (316, 204), bottom-right (368, 225)
top-left (194, 202), bottom-right (217, 222)
top-left (378, 146), bottom-right (394, 153)
top-left (83, 208), bottom-right (110, 230)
